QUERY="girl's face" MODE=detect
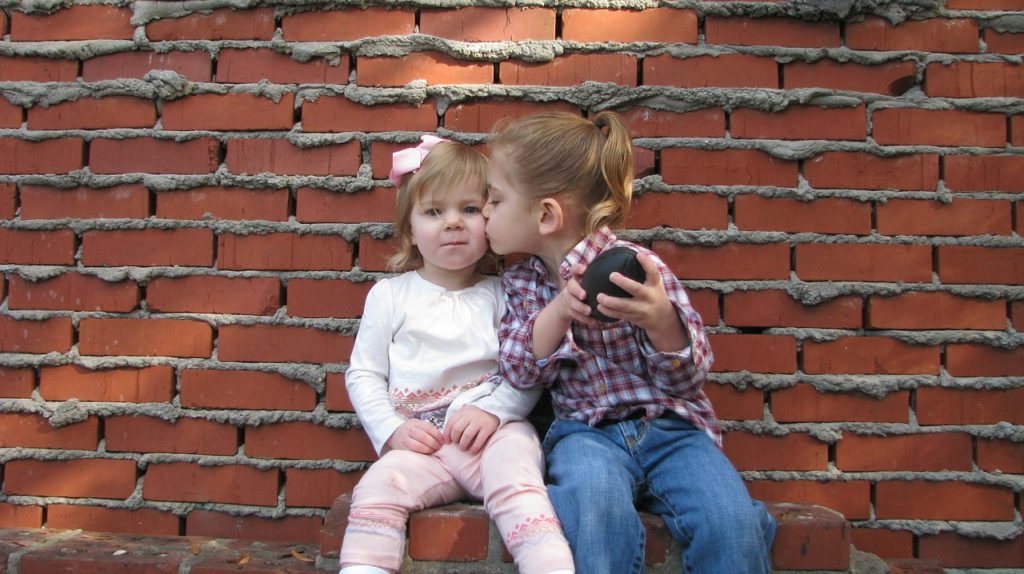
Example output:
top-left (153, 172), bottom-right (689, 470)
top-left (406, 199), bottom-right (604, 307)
top-left (483, 155), bottom-right (538, 256)
top-left (410, 178), bottom-right (489, 284)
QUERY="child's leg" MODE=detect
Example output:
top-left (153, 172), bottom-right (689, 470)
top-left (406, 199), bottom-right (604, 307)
top-left (339, 449), bottom-right (465, 572)
top-left (476, 422), bottom-right (575, 574)
top-left (543, 419), bottom-right (646, 574)
top-left (641, 416), bottom-right (777, 574)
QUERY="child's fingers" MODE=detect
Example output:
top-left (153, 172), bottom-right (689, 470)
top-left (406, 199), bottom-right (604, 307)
top-left (635, 253), bottom-right (663, 287)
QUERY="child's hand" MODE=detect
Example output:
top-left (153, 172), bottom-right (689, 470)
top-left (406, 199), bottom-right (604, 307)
top-left (554, 263), bottom-right (598, 326)
top-left (384, 419), bottom-right (445, 455)
top-left (444, 405), bottom-right (499, 454)
top-left (595, 253), bottom-right (690, 351)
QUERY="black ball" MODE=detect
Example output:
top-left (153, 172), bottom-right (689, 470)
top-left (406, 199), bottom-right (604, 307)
top-left (580, 247), bottom-right (647, 323)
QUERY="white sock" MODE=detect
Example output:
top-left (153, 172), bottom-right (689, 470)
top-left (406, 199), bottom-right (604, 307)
top-left (339, 566), bottom-right (390, 574)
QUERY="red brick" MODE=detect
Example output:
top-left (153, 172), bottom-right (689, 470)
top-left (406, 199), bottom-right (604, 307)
top-left (39, 365), bottom-right (174, 403)
top-left (785, 59), bottom-right (920, 95)
top-left (296, 186), bottom-right (395, 224)
top-left (627, 192), bottom-right (728, 230)
top-left (0, 368), bottom-right (35, 398)
top-left (0, 413), bottom-right (98, 449)
top-left (287, 278), bottom-right (372, 318)
top-left (803, 337), bottom-right (940, 375)
top-left (422, 7), bottom-right (555, 41)
top-left (79, 318), bottom-right (213, 358)
top-left (747, 480), bottom-right (870, 520)
top-left (947, 0), bottom-right (1024, 7)
top-left (218, 233), bottom-right (352, 271)
top-left (657, 241), bottom-right (790, 280)
top-left (645, 54), bottom-right (777, 88)
top-left (11, 5), bottom-right (133, 41)
top-left (302, 97), bottom-right (437, 133)
top-left (0, 100), bottom-right (22, 128)
top-left (0, 229), bottom-right (75, 265)
top-left (187, 511), bottom-right (322, 543)
top-left (876, 478), bottom-right (1011, 519)
top-left (82, 228), bottom-right (214, 267)
top-left (0, 316), bottom-right (73, 353)
top-left (8, 274), bottom-right (139, 312)
top-left (977, 439), bottom-right (1024, 474)
top-left (357, 235), bottom-right (397, 271)
top-left (796, 243), bottom-right (932, 282)
top-left (805, 152), bottom-right (939, 191)
top-left (612, 107), bottom-right (724, 138)
top-left (873, 108), bottom-right (1006, 147)
top-left (4, 458), bottom-right (137, 498)
top-left (878, 198), bottom-right (1012, 236)
top-left (145, 462), bottom-right (278, 506)
top-left (771, 503), bottom-right (851, 571)
top-left (218, 324), bottom-right (353, 363)
top-left (500, 54), bottom-right (637, 86)
top-left (724, 432), bottom-right (827, 471)
top-left (948, 344), bottom-right (1024, 377)
top-left (688, 289), bottom-right (719, 326)
top-left (732, 105), bottom-right (866, 141)
top-left (106, 416), bottom-right (237, 455)
top-left (217, 48), bottom-right (348, 85)
top-left (939, 246), bottom-right (1024, 285)
top-left (226, 139), bottom-right (360, 176)
top-left (848, 17), bottom-right (980, 53)
top-left (20, 184), bottom-right (149, 219)
top-left (90, 137), bottom-right (220, 174)
top-left (19, 531), bottom-right (192, 574)
top-left (285, 468), bottom-right (363, 508)
top-left (869, 292), bottom-right (1005, 330)
top-left (1015, 301), bottom-right (1024, 332)
top-left (162, 93), bottom-right (295, 131)
top-left (706, 16), bottom-right (839, 47)
top-left (945, 154), bottom-right (1024, 193)
top-left (724, 290), bottom-right (861, 329)
top-left (147, 276), bottom-right (281, 315)
top-left (918, 531), bottom-right (1024, 569)
top-left (0, 138), bottom-right (84, 174)
top-left (155, 186), bottom-right (289, 221)
top-left (28, 96), bottom-right (155, 130)
top-left (180, 369), bottom-right (316, 411)
top-left (360, 52), bottom-right (493, 87)
top-left (246, 422), bottom-right (376, 461)
top-left (0, 56), bottom-right (77, 82)
top-left (282, 8), bottom-right (414, 41)
top-left (562, 8), bottom-right (696, 43)
top-left (47, 505), bottom-right (179, 536)
top-left (851, 528), bottom-right (914, 560)
top-left (444, 100), bottom-right (580, 134)
top-left (917, 387), bottom-right (1024, 425)
top-left (707, 334), bottom-right (796, 373)
top-left (661, 148), bottom-right (797, 187)
top-left (146, 8), bottom-right (275, 40)
top-left (190, 539), bottom-right (324, 573)
top-left (734, 195), bottom-right (871, 234)
top-left (83, 50), bottom-right (212, 82)
top-left (836, 433), bottom-right (972, 471)
top-left (325, 372), bottom-right (354, 412)
top-left (409, 505), bottom-right (489, 561)
top-left (926, 61), bottom-right (1024, 98)
top-left (772, 385), bottom-right (909, 423)
top-left (703, 383), bottom-right (763, 421)
top-left (0, 503), bottom-right (43, 528)
top-left (0, 183), bottom-right (14, 219)
top-left (986, 30), bottom-right (1024, 54)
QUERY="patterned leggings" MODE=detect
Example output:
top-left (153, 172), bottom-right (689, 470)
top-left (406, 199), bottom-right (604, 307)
top-left (339, 421), bottom-right (574, 573)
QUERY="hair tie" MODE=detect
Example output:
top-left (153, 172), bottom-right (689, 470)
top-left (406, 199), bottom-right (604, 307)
top-left (389, 135), bottom-right (450, 187)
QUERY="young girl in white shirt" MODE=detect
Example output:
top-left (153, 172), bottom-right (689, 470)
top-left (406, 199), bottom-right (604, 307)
top-left (339, 136), bottom-right (574, 574)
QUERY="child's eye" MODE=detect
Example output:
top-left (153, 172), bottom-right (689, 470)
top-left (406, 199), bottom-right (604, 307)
top-left (464, 206), bottom-right (481, 214)
top-left (487, 199), bottom-right (500, 206)
top-left (424, 208), bottom-right (441, 217)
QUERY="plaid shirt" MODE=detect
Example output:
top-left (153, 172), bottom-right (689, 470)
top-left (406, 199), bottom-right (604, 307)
top-left (498, 227), bottom-right (722, 446)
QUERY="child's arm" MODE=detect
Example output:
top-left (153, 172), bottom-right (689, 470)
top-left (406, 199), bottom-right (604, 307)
top-left (594, 253), bottom-right (690, 352)
top-left (531, 263), bottom-right (595, 357)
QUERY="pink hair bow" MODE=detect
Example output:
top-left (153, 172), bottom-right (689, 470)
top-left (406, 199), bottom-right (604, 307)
top-left (389, 135), bottom-right (450, 186)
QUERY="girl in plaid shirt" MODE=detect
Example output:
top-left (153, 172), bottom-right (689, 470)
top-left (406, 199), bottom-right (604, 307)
top-left (483, 112), bottom-right (776, 574)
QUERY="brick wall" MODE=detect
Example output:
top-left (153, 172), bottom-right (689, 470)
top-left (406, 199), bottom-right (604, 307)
top-left (0, 0), bottom-right (1021, 569)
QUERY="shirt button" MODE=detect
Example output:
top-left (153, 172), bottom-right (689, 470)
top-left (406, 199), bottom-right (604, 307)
top-left (671, 359), bottom-right (682, 368)
top-left (598, 384), bottom-right (607, 393)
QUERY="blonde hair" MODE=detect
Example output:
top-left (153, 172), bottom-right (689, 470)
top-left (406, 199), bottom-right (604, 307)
top-left (388, 141), bottom-right (488, 271)
top-left (489, 111), bottom-right (633, 234)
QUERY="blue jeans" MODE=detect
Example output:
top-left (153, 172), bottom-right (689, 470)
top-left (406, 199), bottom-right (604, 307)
top-left (543, 415), bottom-right (776, 574)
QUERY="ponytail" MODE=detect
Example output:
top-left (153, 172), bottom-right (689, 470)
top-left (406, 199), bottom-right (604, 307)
top-left (587, 111), bottom-right (634, 234)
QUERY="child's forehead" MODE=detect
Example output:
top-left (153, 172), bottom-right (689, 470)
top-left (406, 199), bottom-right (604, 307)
top-left (417, 181), bottom-right (485, 204)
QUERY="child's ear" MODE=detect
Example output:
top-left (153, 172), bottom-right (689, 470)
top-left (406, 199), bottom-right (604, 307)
top-left (536, 197), bottom-right (564, 236)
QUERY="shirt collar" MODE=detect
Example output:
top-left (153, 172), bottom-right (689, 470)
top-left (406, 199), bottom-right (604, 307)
top-left (559, 227), bottom-right (618, 283)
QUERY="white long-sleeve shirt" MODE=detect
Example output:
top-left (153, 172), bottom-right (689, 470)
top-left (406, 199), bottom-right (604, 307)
top-left (345, 271), bottom-right (541, 454)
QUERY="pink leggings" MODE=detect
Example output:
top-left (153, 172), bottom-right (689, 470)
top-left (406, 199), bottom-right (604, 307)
top-left (339, 421), bottom-right (574, 573)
